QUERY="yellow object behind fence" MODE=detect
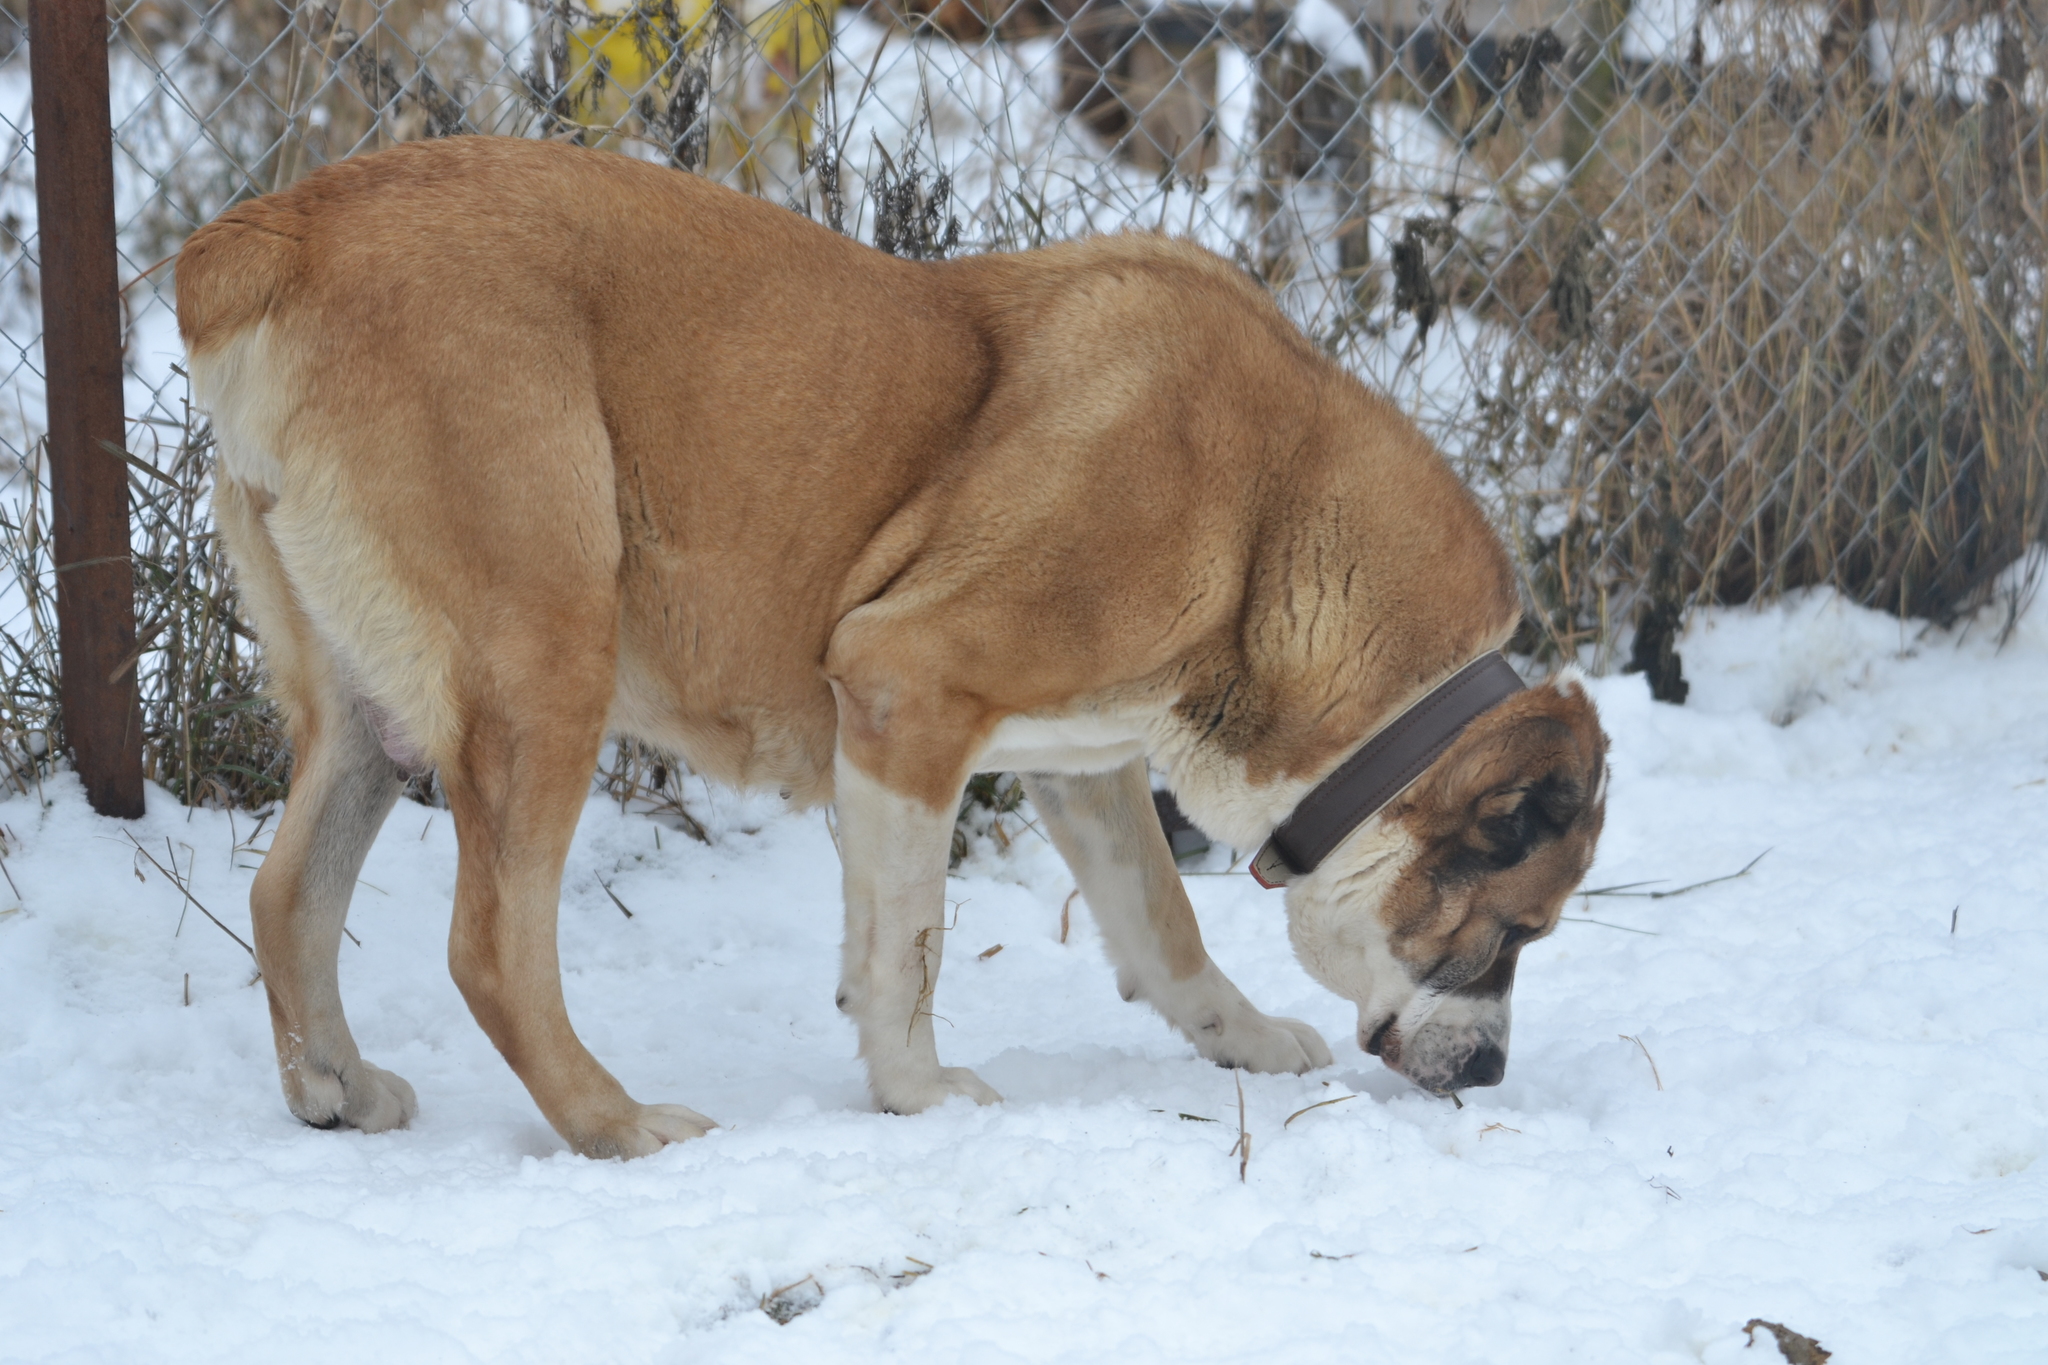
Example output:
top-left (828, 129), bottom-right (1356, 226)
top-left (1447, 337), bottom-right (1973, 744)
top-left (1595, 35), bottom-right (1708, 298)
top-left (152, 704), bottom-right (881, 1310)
top-left (565, 0), bottom-right (837, 187)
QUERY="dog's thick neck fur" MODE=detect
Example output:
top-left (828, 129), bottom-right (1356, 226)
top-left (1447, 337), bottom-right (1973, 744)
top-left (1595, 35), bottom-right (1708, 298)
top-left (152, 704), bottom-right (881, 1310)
top-left (1131, 393), bottom-right (1522, 853)
top-left (925, 242), bottom-right (1525, 849)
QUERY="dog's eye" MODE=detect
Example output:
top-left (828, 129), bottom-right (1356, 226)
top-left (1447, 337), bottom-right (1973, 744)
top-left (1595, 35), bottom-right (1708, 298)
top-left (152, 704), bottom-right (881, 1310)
top-left (1499, 923), bottom-right (1536, 949)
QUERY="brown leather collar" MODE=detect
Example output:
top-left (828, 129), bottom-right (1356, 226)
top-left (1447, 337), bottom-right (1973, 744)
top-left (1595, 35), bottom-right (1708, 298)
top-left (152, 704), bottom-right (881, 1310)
top-left (1249, 653), bottom-right (1525, 888)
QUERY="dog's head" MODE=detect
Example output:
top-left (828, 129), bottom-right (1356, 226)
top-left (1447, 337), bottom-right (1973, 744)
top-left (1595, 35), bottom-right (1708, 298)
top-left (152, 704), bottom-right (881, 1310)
top-left (1283, 677), bottom-right (1607, 1094)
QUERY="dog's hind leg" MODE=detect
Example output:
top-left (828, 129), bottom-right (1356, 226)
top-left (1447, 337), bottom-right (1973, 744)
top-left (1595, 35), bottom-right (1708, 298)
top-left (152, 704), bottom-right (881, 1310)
top-left (437, 630), bottom-right (715, 1160)
top-left (251, 696), bottom-right (414, 1130)
top-left (1021, 761), bottom-right (1332, 1074)
top-left (223, 474), bottom-right (417, 1134)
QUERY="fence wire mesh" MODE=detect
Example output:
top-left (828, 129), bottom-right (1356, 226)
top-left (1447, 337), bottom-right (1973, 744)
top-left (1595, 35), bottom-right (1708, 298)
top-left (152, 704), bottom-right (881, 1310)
top-left (0, 0), bottom-right (2043, 755)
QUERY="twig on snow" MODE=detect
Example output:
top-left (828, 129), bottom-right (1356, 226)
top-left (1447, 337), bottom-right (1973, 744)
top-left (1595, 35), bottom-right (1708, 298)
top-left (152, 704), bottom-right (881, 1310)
top-left (1621, 1033), bottom-right (1664, 1090)
top-left (598, 877), bottom-right (634, 919)
top-left (1582, 849), bottom-right (1769, 901)
top-left (123, 829), bottom-right (254, 960)
top-left (1227, 1069), bottom-right (1251, 1181)
top-left (1558, 916), bottom-right (1661, 934)
top-left (1283, 1094), bottom-right (1356, 1128)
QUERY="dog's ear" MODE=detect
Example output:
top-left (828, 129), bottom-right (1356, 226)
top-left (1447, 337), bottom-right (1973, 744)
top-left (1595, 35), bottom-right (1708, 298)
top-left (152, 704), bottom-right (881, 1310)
top-left (1400, 686), bottom-right (1607, 869)
top-left (1463, 765), bottom-right (1589, 869)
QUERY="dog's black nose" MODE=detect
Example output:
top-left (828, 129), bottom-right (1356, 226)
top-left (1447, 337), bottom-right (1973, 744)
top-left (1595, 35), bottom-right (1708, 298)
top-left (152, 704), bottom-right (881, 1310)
top-left (1454, 1043), bottom-right (1506, 1088)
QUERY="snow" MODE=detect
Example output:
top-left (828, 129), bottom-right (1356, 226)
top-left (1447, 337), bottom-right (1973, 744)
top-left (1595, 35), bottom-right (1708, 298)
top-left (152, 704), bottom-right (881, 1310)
top-left (1620, 0), bottom-right (1832, 69)
top-left (4, 586), bottom-right (2048, 1362)
top-left (1286, 0), bottom-right (1373, 74)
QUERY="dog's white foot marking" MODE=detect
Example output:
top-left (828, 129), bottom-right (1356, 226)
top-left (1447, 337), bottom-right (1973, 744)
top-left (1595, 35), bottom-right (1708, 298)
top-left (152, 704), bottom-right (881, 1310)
top-left (286, 1057), bottom-right (419, 1134)
top-left (569, 1102), bottom-right (717, 1160)
top-left (1195, 1009), bottom-right (1333, 1074)
top-left (1151, 965), bottom-right (1334, 1074)
top-left (874, 1064), bottom-right (1003, 1115)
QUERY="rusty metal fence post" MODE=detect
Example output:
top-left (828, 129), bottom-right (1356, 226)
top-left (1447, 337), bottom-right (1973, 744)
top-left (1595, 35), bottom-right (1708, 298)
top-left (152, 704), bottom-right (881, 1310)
top-left (29, 0), bottom-right (144, 818)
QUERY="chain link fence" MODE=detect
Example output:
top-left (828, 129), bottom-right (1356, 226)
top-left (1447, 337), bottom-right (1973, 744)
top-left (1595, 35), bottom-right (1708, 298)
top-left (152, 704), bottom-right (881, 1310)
top-left (0, 0), bottom-right (2041, 797)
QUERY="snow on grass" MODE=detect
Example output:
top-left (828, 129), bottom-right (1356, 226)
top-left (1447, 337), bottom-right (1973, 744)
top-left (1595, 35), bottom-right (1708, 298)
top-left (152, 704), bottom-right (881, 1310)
top-left (4, 589), bottom-right (2047, 1362)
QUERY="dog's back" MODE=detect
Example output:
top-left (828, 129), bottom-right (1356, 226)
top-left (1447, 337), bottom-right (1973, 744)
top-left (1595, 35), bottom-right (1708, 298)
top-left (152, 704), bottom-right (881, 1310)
top-left (178, 137), bottom-right (1442, 802)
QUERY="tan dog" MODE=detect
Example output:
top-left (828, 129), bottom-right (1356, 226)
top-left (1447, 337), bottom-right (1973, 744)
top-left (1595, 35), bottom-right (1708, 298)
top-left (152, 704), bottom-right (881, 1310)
top-left (176, 138), bottom-right (1607, 1159)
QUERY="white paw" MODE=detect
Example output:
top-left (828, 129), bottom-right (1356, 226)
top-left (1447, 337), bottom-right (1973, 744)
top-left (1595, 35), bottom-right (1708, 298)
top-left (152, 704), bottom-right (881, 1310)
top-left (285, 1057), bottom-right (418, 1134)
top-left (873, 1065), bottom-right (1003, 1115)
top-left (570, 1102), bottom-right (718, 1160)
top-left (1190, 1007), bottom-right (1334, 1075)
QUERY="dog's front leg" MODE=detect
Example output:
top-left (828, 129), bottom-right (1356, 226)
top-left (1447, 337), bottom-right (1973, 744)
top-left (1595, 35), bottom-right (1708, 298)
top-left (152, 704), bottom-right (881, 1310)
top-left (1022, 761), bottom-right (1332, 1073)
top-left (832, 746), bottom-right (1003, 1113)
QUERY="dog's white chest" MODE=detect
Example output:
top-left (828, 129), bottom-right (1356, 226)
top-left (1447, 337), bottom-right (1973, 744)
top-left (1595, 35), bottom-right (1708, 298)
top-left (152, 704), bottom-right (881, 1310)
top-left (974, 711), bottom-right (1148, 775)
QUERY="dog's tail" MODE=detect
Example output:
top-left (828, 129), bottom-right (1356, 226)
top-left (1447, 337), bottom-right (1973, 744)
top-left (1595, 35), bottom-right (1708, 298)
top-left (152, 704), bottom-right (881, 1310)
top-left (176, 197), bottom-right (310, 357)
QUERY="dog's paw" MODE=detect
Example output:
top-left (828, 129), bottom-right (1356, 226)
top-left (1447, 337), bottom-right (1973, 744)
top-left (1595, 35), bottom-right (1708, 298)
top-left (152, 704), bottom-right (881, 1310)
top-left (1191, 1007), bottom-right (1333, 1075)
top-left (569, 1102), bottom-right (717, 1160)
top-left (874, 1065), bottom-right (1003, 1115)
top-left (284, 1057), bottom-right (418, 1134)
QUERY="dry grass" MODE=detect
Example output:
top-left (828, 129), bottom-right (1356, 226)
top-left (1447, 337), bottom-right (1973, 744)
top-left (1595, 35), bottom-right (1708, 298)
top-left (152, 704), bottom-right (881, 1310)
top-left (952, 772), bottom-right (1025, 866)
top-left (0, 408), bottom-right (288, 809)
top-left (595, 739), bottom-right (712, 843)
top-left (1460, 15), bottom-right (2048, 662)
top-left (126, 405), bottom-right (292, 808)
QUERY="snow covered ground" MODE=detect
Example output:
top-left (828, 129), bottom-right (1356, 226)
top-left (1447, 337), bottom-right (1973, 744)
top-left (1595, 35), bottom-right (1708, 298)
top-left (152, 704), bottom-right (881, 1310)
top-left (3, 589), bottom-right (2046, 1363)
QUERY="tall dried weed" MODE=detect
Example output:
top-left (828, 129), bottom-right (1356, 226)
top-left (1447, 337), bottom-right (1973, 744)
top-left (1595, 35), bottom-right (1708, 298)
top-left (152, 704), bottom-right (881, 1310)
top-left (1462, 10), bottom-right (2048, 662)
